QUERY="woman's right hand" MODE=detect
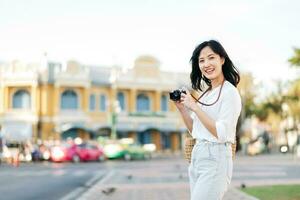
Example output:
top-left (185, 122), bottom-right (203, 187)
top-left (174, 100), bottom-right (186, 112)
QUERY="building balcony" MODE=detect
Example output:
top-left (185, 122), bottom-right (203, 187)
top-left (1, 72), bottom-right (39, 85)
top-left (1, 110), bottom-right (38, 123)
top-left (115, 111), bottom-right (185, 132)
top-left (53, 110), bottom-right (90, 124)
top-left (54, 72), bottom-right (90, 87)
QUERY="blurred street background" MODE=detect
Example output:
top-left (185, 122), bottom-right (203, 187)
top-left (0, 0), bottom-right (300, 200)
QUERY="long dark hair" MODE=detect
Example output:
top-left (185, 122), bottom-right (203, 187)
top-left (190, 40), bottom-right (240, 91)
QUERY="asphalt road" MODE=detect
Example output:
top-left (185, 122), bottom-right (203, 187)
top-left (232, 154), bottom-right (300, 187)
top-left (0, 154), bottom-right (299, 200)
top-left (0, 162), bottom-right (107, 200)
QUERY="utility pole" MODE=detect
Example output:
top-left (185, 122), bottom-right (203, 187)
top-left (110, 66), bottom-right (120, 140)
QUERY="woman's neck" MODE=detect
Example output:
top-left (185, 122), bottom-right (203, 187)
top-left (210, 76), bottom-right (225, 89)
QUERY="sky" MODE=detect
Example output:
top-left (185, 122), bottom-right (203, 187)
top-left (0, 0), bottom-right (300, 90)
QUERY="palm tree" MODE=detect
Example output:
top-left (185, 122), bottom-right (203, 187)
top-left (289, 48), bottom-right (300, 67)
top-left (288, 47), bottom-right (300, 130)
top-left (285, 80), bottom-right (300, 131)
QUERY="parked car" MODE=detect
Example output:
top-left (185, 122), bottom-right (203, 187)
top-left (31, 143), bottom-right (51, 161)
top-left (103, 138), bottom-right (152, 161)
top-left (103, 140), bottom-right (126, 159)
top-left (122, 142), bottom-right (152, 161)
top-left (2, 142), bottom-right (32, 163)
top-left (50, 142), bottom-right (105, 163)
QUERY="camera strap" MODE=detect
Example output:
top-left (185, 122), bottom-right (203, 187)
top-left (191, 80), bottom-right (224, 106)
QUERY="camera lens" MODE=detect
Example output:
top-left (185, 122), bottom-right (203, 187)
top-left (169, 90), bottom-right (181, 101)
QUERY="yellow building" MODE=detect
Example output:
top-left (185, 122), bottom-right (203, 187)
top-left (0, 56), bottom-right (189, 151)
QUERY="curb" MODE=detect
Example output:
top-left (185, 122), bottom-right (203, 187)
top-left (59, 172), bottom-right (106, 200)
top-left (77, 170), bottom-right (116, 200)
top-left (224, 187), bottom-right (260, 200)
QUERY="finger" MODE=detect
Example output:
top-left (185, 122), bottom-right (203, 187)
top-left (181, 86), bottom-right (190, 95)
top-left (185, 89), bottom-right (191, 95)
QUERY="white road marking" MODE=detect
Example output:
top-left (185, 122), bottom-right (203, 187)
top-left (59, 171), bottom-right (106, 200)
top-left (77, 170), bottom-right (116, 200)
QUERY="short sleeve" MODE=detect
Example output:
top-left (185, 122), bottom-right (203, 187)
top-left (215, 89), bottom-right (242, 143)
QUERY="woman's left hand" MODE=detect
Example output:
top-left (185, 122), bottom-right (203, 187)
top-left (180, 88), bottom-right (198, 112)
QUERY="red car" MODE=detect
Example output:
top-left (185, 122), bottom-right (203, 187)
top-left (50, 142), bottom-right (105, 162)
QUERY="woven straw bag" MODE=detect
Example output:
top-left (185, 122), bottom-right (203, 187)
top-left (184, 133), bottom-right (236, 163)
top-left (184, 133), bottom-right (196, 163)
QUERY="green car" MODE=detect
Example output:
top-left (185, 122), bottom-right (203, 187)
top-left (122, 143), bottom-right (152, 161)
top-left (103, 141), bottom-right (125, 159)
top-left (103, 139), bottom-right (152, 161)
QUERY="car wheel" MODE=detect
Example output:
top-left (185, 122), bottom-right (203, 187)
top-left (98, 155), bottom-right (105, 162)
top-left (72, 155), bottom-right (80, 163)
top-left (144, 153), bottom-right (151, 160)
top-left (124, 153), bottom-right (131, 161)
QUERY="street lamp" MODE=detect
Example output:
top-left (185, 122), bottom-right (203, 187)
top-left (111, 100), bottom-right (121, 140)
top-left (109, 66), bottom-right (121, 140)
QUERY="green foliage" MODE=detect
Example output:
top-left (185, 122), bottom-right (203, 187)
top-left (284, 80), bottom-right (300, 124)
top-left (252, 104), bottom-right (269, 121)
top-left (243, 94), bottom-right (257, 118)
top-left (250, 47), bottom-right (300, 123)
top-left (289, 48), bottom-right (300, 67)
top-left (252, 89), bottom-right (285, 121)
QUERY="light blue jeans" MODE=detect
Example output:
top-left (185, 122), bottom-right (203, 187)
top-left (188, 140), bottom-right (232, 200)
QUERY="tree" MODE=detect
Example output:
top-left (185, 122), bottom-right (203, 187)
top-left (238, 73), bottom-right (256, 118)
top-left (252, 81), bottom-right (286, 139)
top-left (287, 47), bottom-right (300, 131)
top-left (289, 48), bottom-right (300, 67)
top-left (284, 79), bottom-right (300, 132)
top-left (236, 73), bottom-right (257, 151)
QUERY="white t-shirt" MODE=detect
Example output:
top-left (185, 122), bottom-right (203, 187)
top-left (190, 81), bottom-right (242, 143)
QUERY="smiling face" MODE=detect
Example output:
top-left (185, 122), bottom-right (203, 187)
top-left (198, 46), bottom-right (225, 82)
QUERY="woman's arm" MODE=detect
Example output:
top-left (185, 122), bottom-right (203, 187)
top-left (180, 90), bottom-right (218, 139)
top-left (181, 88), bottom-right (241, 143)
top-left (193, 106), bottom-right (218, 138)
top-left (174, 101), bottom-right (193, 133)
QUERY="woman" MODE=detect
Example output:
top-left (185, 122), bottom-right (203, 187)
top-left (174, 40), bottom-right (241, 199)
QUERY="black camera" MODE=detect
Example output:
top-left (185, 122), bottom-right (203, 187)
top-left (169, 90), bottom-right (186, 101)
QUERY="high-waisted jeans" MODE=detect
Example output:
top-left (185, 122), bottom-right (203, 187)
top-left (188, 140), bottom-right (233, 200)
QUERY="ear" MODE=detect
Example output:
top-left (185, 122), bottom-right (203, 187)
top-left (221, 57), bottom-right (225, 65)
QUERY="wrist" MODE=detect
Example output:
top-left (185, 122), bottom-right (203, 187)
top-left (191, 104), bottom-right (200, 112)
top-left (178, 106), bottom-right (188, 113)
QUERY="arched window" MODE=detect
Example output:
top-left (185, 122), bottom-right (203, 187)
top-left (89, 94), bottom-right (96, 111)
top-left (136, 94), bottom-right (150, 112)
top-left (61, 90), bottom-right (78, 110)
top-left (12, 90), bottom-right (31, 109)
top-left (117, 92), bottom-right (125, 111)
top-left (161, 94), bottom-right (168, 112)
